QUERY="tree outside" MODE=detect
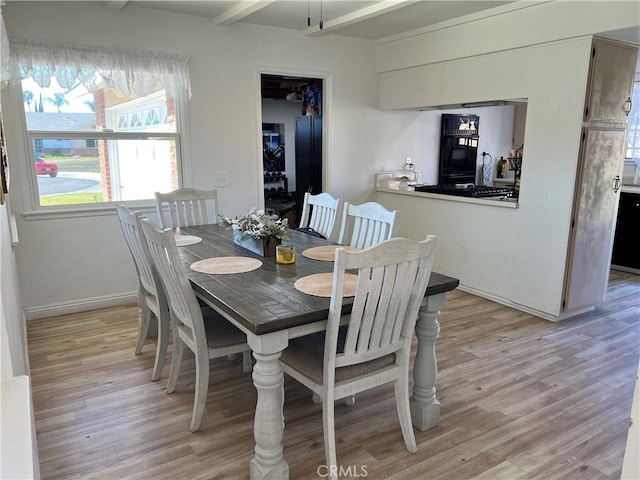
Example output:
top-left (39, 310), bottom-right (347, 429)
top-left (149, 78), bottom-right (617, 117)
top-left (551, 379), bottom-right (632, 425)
top-left (47, 92), bottom-right (69, 112)
top-left (23, 90), bottom-right (34, 111)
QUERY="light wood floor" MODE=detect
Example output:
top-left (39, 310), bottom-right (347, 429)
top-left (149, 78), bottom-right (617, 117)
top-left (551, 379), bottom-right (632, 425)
top-left (28, 270), bottom-right (639, 479)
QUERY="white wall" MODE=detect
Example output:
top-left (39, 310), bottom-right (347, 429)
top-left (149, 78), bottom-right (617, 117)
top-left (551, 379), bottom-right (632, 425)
top-left (375, 1), bottom-right (639, 318)
top-left (0, 199), bottom-right (38, 478)
top-left (379, 39), bottom-right (592, 318)
top-left (1, 1), bottom-right (426, 317)
top-left (375, 1), bottom-right (640, 75)
top-left (0, 201), bottom-right (27, 376)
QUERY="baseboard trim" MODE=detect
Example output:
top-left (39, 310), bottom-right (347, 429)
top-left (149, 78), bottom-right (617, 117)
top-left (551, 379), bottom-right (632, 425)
top-left (456, 284), bottom-right (560, 322)
top-left (611, 264), bottom-right (640, 275)
top-left (24, 292), bottom-right (138, 320)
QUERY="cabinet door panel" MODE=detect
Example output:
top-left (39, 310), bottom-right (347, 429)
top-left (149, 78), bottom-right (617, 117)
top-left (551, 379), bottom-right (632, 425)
top-left (586, 41), bottom-right (637, 124)
top-left (295, 116), bottom-right (323, 218)
top-left (612, 192), bottom-right (640, 269)
top-left (564, 128), bottom-right (626, 312)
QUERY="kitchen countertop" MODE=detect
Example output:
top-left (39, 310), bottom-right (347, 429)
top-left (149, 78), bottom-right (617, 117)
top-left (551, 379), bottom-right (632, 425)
top-left (376, 185), bottom-right (519, 208)
top-left (621, 185), bottom-right (640, 194)
top-left (377, 182), bottom-right (639, 205)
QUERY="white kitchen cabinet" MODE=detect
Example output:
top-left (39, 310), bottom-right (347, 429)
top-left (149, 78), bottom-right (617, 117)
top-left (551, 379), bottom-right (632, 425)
top-left (584, 40), bottom-right (637, 124)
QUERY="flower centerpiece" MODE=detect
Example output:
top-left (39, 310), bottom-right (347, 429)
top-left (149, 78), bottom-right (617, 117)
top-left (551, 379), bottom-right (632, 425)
top-left (220, 208), bottom-right (290, 257)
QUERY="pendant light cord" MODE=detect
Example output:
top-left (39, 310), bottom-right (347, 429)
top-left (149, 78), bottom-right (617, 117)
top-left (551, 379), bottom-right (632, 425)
top-left (307, 0), bottom-right (323, 30)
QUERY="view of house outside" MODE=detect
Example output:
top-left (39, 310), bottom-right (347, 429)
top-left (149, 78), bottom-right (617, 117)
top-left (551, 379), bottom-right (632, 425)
top-left (22, 74), bottom-right (179, 207)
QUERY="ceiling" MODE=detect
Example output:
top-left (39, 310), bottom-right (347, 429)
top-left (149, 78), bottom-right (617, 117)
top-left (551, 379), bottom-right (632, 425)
top-left (113, 1), bottom-right (640, 46)
top-left (118, 0), bottom-right (517, 41)
top-left (113, 0), bottom-right (639, 97)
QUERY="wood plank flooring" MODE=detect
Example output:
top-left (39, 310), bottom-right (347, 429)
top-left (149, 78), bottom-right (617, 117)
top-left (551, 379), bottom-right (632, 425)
top-left (27, 270), bottom-right (639, 479)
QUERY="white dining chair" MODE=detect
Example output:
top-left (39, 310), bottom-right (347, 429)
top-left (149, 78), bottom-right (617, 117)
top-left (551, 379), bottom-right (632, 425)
top-left (298, 192), bottom-right (343, 242)
top-left (116, 204), bottom-right (170, 382)
top-left (279, 235), bottom-right (437, 478)
top-left (337, 201), bottom-right (399, 249)
top-left (140, 217), bottom-right (251, 432)
top-left (155, 187), bottom-right (219, 228)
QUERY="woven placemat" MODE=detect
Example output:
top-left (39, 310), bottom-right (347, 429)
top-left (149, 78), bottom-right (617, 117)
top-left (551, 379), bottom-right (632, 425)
top-left (301, 245), bottom-right (357, 261)
top-left (190, 257), bottom-right (262, 275)
top-left (175, 234), bottom-right (202, 247)
top-left (294, 273), bottom-right (358, 297)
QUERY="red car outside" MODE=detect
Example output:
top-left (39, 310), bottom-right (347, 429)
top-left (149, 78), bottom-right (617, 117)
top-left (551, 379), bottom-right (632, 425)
top-left (35, 158), bottom-right (59, 177)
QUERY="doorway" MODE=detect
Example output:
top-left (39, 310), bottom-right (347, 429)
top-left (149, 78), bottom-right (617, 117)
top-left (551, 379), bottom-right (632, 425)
top-left (260, 73), bottom-right (324, 228)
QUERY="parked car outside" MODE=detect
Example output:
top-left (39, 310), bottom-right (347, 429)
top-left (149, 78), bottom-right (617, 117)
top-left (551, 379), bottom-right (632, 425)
top-left (35, 158), bottom-right (59, 177)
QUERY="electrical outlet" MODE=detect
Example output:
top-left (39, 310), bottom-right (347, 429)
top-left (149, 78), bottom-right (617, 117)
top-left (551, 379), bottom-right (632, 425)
top-left (214, 172), bottom-right (230, 187)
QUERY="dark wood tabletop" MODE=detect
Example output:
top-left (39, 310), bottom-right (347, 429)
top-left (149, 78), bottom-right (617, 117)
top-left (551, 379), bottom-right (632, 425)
top-left (177, 224), bottom-right (459, 335)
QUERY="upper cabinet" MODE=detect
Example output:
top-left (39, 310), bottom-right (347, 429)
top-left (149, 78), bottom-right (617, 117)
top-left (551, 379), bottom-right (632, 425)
top-left (584, 38), bottom-right (637, 125)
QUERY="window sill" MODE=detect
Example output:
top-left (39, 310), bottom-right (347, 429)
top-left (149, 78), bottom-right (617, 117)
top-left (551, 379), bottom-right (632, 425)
top-left (21, 203), bottom-right (157, 221)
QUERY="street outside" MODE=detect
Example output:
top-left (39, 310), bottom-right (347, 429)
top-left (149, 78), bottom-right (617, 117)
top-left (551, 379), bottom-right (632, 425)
top-left (37, 172), bottom-right (102, 196)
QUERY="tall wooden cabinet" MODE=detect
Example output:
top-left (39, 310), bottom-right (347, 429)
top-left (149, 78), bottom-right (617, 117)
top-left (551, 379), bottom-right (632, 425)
top-left (563, 38), bottom-right (637, 314)
top-left (295, 115), bottom-right (323, 218)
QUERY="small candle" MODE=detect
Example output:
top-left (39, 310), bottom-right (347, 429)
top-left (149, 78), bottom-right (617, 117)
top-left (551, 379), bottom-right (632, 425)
top-left (276, 244), bottom-right (296, 264)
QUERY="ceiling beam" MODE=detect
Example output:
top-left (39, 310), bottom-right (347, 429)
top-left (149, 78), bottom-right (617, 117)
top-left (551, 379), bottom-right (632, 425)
top-left (303, 0), bottom-right (420, 36)
top-left (212, 0), bottom-right (277, 26)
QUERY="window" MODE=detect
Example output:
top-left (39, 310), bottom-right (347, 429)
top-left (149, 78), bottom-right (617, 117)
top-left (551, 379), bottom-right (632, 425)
top-left (624, 80), bottom-right (640, 185)
top-left (10, 39), bottom-right (191, 208)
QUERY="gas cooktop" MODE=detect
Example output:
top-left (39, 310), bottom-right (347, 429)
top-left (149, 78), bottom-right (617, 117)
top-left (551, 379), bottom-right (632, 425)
top-left (414, 184), bottom-right (513, 198)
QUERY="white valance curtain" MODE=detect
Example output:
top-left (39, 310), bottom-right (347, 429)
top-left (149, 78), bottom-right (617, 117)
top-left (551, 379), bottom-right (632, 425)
top-left (9, 38), bottom-right (192, 99)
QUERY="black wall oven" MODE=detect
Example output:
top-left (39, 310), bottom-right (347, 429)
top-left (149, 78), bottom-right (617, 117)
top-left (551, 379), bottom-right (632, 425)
top-left (438, 114), bottom-right (479, 185)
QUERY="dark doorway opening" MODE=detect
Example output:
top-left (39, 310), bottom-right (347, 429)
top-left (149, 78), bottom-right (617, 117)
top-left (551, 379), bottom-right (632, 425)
top-left (261, 74), bottom-right (323, 228)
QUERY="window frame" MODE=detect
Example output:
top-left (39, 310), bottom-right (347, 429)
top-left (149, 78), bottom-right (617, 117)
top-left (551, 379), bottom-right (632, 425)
top-left (622, 79), bottom-right (640, 186)
top-left (625, 80), bottom-right (640, 161)
top-left (24, 129), bottom-right (182, 211)
top-left (13, 84), bottom-right (189, 218)
top-left (8, 39), bottom-right (191, 218)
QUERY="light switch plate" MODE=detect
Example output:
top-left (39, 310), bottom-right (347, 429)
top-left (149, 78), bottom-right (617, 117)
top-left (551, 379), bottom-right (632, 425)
top-left (214, 172), bottom-right (230, 187)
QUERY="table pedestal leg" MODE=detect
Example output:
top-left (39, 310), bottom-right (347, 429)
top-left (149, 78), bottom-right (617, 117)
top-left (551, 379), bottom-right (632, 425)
top-left (410, 292), bottom-right (447, 431)
top-left (248, 335), bottom-right (289, 480)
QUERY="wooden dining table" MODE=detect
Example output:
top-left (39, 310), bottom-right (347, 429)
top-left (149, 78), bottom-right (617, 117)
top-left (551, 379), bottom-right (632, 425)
top-left (176, 223), bottom-right (459, 480)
